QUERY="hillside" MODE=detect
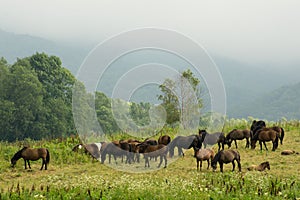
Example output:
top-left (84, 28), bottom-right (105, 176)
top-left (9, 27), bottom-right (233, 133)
top-left (1, 29), bottom-right (300, 120)
top-left (232, 82), bottom-right (300, 120)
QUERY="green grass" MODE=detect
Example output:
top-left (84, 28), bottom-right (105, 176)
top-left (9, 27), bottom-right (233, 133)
top-left (0, 125), bottom-right (300, 199)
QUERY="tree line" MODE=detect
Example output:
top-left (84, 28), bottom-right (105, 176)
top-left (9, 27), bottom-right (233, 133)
top-left (0, 53), bottom-right (202, 141)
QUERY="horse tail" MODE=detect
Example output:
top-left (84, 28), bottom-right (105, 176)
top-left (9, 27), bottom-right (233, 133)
top-left (280, 128), bottom-right (284, 145)
top-left (46, 149), bottom-right (50, 164)
top-left (274, 134), bottom-right (279, 149)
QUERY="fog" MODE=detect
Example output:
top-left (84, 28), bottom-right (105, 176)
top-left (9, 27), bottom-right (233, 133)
top-left (0, 0), bottom-right (300, 67)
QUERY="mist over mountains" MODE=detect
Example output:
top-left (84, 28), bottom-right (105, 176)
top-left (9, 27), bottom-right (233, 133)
top-left (1, 29), bottom-right (299, 120)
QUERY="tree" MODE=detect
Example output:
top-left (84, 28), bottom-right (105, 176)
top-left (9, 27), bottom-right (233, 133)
top-left (158, 69), bottom-right (202, 129)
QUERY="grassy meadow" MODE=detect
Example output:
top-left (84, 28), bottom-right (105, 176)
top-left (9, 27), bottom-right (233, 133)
top-left (0, 120), bottom-right (300, 199)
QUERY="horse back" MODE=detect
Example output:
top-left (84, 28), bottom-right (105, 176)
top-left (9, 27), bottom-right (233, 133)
top-left (22, 148), bottom-right (48, 161)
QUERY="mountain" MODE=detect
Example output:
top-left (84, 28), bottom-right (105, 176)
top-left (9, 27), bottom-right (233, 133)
top-left (231, 82), bottom-right (300, 120)
top-left (1, 29), bottom-right (299, 120)
top-left (0, 29), bottom-right (89, 74)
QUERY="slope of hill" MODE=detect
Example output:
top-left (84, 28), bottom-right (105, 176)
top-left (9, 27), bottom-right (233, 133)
top-left (0, 29), bottom-right (88, 73)
top-left (231, 82), bottom-right (300, 120)
top-left (1, 29), bottom-right (299, 120)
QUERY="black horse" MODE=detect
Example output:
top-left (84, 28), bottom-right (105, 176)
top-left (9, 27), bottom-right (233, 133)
top-left (11, 147), bottom-right (50, 170)
top-left (211, 149), bottom-right (241, 172)
top-left (169, 134), bottom-right (204, 157)
top-left (250, 120), bottom-right (266, 137)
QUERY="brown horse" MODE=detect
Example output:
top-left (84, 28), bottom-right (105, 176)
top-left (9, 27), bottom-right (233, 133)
top-left (226, 129), bottom-right (251, 149)
top-left (11, 147), bottom-right (50, 170)
top-left (158, 135), bottom-right (171, 145)
top-left (211, 149), bottom-right (241, 172)
top-left (137, 143), bottom-right (168, 168)
top-left (195, 149), bottom-right (215, 171)
top-left (247, 161), bottom-right (270, 171)
top-left (250, 128), bottom-right (279, 151)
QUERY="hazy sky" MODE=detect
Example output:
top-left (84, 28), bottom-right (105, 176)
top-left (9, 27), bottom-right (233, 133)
top-left (0, 0), bottom-right (299, 65)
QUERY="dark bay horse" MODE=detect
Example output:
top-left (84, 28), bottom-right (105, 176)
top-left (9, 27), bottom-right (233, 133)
top-left (137, 143), bottom-right (168, 168)
top-left (169, 135), bottom-right (204, 157)
top-left (195, 148), bottom-right (215, 171)
top-left (226, 129), bottom-right (251, 149)
top-left (247, 161), bottom-right (270, 171)
top-left (199, 130), bottom-right (222, 149)
top-left (211, 149), bottom-right (241, 172)
top-left (158, 135), bottom-right (171, 145)
top-left (11, 147), bottom-right (50, 170)
top-left (250, 128), bottom-right (279, 151)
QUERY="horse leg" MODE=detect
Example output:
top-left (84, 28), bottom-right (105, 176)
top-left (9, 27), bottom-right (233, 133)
top-left (41, 159), bottom-right (45, 170)
top-left (197, 160), bottom-right (199, 170)
top-left (232, 161), bottom-right (235, 171)
top-left (246, 138), bottom-right (249, 148)
top-left (259, 141), bottom-right (263, 151)
top-left (207, 159), bottom-right (210, 170)
top-left (237, 160), bottom-right (241, 172)
top-left (164, 155), bottom-right (167, 168)
top-left (263, 141), bottom-right (268, 151)
top-left (157, 155), bottom-right (163, 168)
top-left (234, 140), bottom-right (238, 149)
top-left (23, 159), bottom-right (27, 169)
top-left (27, 160), bottom-right (31, 169)
top-left (219, 162), bottom-right (223, 173)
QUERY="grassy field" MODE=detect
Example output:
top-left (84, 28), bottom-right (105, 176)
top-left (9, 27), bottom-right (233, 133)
top-left (0, 125), bottom-right (299, 199)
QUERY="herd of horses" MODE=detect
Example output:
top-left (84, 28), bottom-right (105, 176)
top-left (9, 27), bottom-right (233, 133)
top-left (10, 120), bottom-right (286, 172)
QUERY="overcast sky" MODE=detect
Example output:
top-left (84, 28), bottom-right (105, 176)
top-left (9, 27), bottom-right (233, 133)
top-left (0, 0), bottom-right (299, 66)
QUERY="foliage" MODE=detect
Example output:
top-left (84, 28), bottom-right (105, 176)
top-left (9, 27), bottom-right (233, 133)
top-left (158, 69), bottom-right (202, 129)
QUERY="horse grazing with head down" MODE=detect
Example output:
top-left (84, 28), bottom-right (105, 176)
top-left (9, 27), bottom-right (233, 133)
top-left (137, 143), bottom-right (168, 168)
top-left (225, 129), bottom-right (251, 149)
top-left (158, 135), bottom-right (171, 145)
top-left (247, 161), bottom-right (270, 171)
top-left (72, 143), bottom-right (103, 160)
top-left (211, 149), bottom-right (241, 173)
top-left (199, 130), bottom-right (222, 149)
top-left (194, 148), bottom-right (215, 171)
top-left (169, 134), bottom-right (204, 157)
top-left (11, 147), bottom-right (50, 170)
top-left (250, 128), bottom-right (279, 151)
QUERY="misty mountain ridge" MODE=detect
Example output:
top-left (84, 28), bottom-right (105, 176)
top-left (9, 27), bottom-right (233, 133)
top-left (1, 29), bottom-right (299, 120)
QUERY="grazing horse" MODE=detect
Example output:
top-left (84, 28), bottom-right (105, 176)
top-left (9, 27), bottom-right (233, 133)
top-left (72, 143), bottom-right (103, 160)
top-left (11, 147), bottom-right (50, 170)
top-left (100, 141), bottom-right (131, 164)
top-left (195, 149), bottom-right (215, 171)
top-left (199, 130), bottom-right (222, 149)
top-left (226, 129), bottom-right (251, 149)
top-left (211, 149), bottom-right (241, 172)
top-left (247, 161), bottom-right (270, 171)
top-left (169, 135), bottom-right (204, 157)
top-left (158, 135), bottom-right (171, 145)
top-left (250, 128), bottom-right (279, 151)
top-left (137, 143), bottom-right (168, 168)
